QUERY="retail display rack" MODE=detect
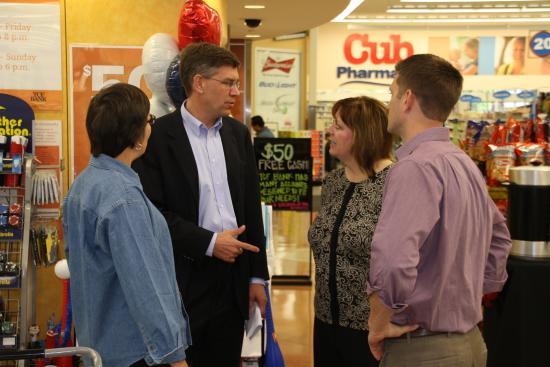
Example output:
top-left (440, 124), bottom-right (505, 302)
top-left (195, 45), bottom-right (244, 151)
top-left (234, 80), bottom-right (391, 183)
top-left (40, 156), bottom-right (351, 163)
top-left (0, 157), bottom-right (35, 367)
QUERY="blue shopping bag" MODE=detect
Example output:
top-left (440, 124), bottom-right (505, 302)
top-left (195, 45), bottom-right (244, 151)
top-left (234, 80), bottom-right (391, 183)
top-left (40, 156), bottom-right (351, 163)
top-left (263, 284), bottom-right (285, 367)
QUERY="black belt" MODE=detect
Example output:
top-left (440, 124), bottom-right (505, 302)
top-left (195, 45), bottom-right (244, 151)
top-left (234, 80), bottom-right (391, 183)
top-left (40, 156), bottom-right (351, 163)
top-left (397, 328), bottom-right (453, 339)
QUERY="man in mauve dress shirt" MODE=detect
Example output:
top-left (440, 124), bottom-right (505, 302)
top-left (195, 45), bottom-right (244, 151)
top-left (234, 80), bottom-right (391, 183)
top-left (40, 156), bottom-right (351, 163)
top-left (366, 54), bottom-right (512, 366)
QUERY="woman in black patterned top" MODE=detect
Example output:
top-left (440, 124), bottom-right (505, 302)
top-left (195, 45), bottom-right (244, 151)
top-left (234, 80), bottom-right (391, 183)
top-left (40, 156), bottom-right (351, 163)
top-left (309, 96), bottom-right (394, 367)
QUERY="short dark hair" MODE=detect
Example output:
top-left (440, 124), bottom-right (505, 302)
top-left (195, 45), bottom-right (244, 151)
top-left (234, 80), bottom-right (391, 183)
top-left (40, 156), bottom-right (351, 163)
top-left (395, 54), bottom-right (463, 122)
top-left (179, 42), bottom-right (240, 96)
top-left (86, 83), bottom-right (149, 158)
top-left (465, 38), bottom-right (479, 52)
top-left (332, 96), bottom-right (393, 177)
top-left (251, 115), bottom-right (265, 128)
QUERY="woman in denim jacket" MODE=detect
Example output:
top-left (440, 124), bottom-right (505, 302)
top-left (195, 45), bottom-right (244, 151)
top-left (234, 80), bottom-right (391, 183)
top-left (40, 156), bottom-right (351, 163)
top-left (63, 83), bottom-right (191, 367)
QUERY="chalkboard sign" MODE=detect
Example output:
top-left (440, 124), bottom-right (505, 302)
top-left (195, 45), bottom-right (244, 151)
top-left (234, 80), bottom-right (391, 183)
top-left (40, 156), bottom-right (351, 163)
top-left (254, 137), bottom-right (312, 211)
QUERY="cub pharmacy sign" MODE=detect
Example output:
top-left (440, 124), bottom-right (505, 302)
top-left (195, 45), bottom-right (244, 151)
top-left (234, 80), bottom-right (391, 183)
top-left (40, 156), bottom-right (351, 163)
top-left (337, 34), bottom-right (414, 86)
top-left (254, 48), bottom-right (301, 131)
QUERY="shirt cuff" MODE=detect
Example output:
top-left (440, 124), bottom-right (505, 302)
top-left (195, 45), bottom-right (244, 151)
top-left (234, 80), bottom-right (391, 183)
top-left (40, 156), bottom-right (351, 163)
top-left (144, 344), bottom-right (187, 365)
top-left (483, 277), bottom-right (507, 294)
top-left (366, 282), bottom-right (409, 313)
top-left (206, 233), bottom-right (217, 257)
top-left (250, 277), bottom-right (265, 285)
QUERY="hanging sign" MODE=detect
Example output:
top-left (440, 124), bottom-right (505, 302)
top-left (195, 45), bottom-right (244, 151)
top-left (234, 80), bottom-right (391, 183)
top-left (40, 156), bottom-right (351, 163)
top-left (254, 48), bottom-right (301, 131)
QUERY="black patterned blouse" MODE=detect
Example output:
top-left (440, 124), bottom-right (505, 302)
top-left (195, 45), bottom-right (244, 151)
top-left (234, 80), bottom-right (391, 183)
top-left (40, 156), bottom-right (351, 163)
top-left (308, 165), bottom-right (391, 331)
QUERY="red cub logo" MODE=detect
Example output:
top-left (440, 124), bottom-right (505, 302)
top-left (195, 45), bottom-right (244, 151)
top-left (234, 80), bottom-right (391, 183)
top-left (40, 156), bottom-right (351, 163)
top-left (344, 34), bottom-right (414, 65)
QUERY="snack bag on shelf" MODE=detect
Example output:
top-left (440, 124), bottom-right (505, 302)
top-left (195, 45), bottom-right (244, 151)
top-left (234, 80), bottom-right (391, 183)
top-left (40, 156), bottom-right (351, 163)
top-left (487, 144), bottom-right (516, 186)
top-left (446, 119), bottom-right (466, 147)
top-left (515, 143), bottom-right (547, 166)
top-left (463, 120), bottom-right (485, 159)
top-left (509, 118), bottom-right (523, 143)
top-left (518, 119), bottom-right (534, 143)
top-left (490, 120), bottom-right (508, 146)
top-left (473, 121), bottom-right (493, 162)
top-left (534, 117), bottom-right (547, 144)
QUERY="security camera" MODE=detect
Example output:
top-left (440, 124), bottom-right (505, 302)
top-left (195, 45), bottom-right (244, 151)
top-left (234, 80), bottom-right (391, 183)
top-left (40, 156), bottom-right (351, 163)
top-left (244, 19), bottom-right (262, 28)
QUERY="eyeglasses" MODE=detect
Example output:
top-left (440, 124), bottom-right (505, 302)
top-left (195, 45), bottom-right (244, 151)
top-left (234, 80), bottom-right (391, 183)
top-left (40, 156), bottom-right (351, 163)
top-left (205, 77), bottom-right (240, 90)
top-left (146, 114), bottom-right (156, 126)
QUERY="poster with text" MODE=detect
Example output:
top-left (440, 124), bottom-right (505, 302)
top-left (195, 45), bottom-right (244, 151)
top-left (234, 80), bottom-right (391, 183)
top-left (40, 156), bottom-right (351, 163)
top-left (254, 48), bottom-right (301, 131)
top-left (254, 137), bottom-right (312, 211)
top-left (70, 45), bottom-right (151, 180)
top-left (0, 1), bottom-right (62, 110)
top-left (32, 120), bottom-right (62, 211)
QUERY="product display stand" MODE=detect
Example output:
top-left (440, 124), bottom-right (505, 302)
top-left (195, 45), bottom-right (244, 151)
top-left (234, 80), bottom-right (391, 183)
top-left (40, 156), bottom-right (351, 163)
top-left (0, 157), bottom-right (35, 367)
top-left (483, 257), bottom-right (550, 367)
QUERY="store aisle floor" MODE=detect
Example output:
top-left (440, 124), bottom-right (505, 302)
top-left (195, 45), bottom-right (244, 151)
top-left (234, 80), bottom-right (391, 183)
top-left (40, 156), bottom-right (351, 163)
top-left (271, 285), bottom-right (315, 367)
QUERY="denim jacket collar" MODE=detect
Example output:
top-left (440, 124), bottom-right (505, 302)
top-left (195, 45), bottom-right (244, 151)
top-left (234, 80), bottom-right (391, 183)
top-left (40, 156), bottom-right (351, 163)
top-left (89, 154), bottom-right (140, 183)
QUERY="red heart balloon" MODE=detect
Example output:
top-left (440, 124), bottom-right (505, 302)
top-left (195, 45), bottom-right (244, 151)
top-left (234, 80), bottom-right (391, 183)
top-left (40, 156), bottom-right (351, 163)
top-left (178, 0), bottom-right (221, 49)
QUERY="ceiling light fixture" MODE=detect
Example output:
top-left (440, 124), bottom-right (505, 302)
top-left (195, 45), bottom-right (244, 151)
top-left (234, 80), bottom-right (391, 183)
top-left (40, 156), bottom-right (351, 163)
top-left (274, 32), bottom-right (308, 41)
top-left (342, 16), bottom-right (550, 23)
top-left (244, 5), bottom-right (266, 9)
top-left (245, 34), bottom-right (261, 38)
top-left (332, 0), bottom-right (365, 22)
top-left (387, 7), bottom-right (550, 13)
top-left (401, 0), bottom-right (537, 2)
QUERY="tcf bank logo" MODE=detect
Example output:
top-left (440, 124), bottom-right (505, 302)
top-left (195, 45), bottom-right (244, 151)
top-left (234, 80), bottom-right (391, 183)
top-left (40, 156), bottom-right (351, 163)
top-left (262, 57), bottom-right (295, 74)
top-left (338, 34), bottom-right (414, 86)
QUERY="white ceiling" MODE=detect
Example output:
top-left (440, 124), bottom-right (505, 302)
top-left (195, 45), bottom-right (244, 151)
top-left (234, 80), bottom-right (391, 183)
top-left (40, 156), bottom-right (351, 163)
top-left (227, 0), bottom-right (350, 39)
top-left (227, 0), bottom-right (550, 38)
top-left (349, 0), bottom-right (550, 26)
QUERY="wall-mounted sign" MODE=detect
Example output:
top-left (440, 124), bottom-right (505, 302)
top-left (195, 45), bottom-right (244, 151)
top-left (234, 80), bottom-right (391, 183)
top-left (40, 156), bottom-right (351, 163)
top-left (529, 31), bottom-right (550, 58)
top-left (0, 93), bottom-right (34, 153)
top-left (70, 45), bottom-right (151, 180)
top-left (0, 2), bottom-right (62, 111)
top-left (460, 94), bottom-right (483, 103)
top-left (254, 137), bottom-right (312, 211)
top-left (517, 90), bottom-right (536, 99)
top-left (343, 34), bottom-right (414, 65)
top-left (315, 23), bottom-right (550, 96)
top-left (493, 90), bottom-right (512, 99)
top-left (254, 48), bottom-right (301, 131)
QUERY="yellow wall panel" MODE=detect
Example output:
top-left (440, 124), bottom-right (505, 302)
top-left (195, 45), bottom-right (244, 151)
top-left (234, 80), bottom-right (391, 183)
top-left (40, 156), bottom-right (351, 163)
top-left (34, 0), bottom-right (228, 345)
top-left (66, 0), bottom-right (227, 45)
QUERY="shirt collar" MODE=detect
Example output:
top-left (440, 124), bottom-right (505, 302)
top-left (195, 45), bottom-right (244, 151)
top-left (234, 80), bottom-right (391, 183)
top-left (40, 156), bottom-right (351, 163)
top-left (396, 127), bottom-right (450, 161)
top-left (181, 100), bottom-right (223, 137)
top-left (89, 154), bottom-right (139, 181)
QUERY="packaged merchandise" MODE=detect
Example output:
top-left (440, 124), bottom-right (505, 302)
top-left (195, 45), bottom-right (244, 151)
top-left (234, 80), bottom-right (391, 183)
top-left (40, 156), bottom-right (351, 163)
top-left (487, 144), bottom-right (516, 186)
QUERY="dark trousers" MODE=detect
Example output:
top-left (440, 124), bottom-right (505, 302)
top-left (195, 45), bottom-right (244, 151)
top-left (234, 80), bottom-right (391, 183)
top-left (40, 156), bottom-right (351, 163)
top-left (186, 298), bottom-right (245, 367)
top-left (130, 360), bottom-right (169, 367)
top-left (314, 318), bottom-right (379, 367)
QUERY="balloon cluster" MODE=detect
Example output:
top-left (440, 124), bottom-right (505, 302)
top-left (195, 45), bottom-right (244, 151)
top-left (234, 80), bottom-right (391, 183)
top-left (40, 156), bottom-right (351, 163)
top-left (178, 0), bottom-right (221, 49)
top-left (142, 0), bottom-right (222, 117)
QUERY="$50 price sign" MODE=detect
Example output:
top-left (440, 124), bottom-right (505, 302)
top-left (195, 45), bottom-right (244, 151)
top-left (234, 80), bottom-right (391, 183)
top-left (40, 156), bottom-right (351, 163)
top-left (254, 138), bottom-right (312, 211)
